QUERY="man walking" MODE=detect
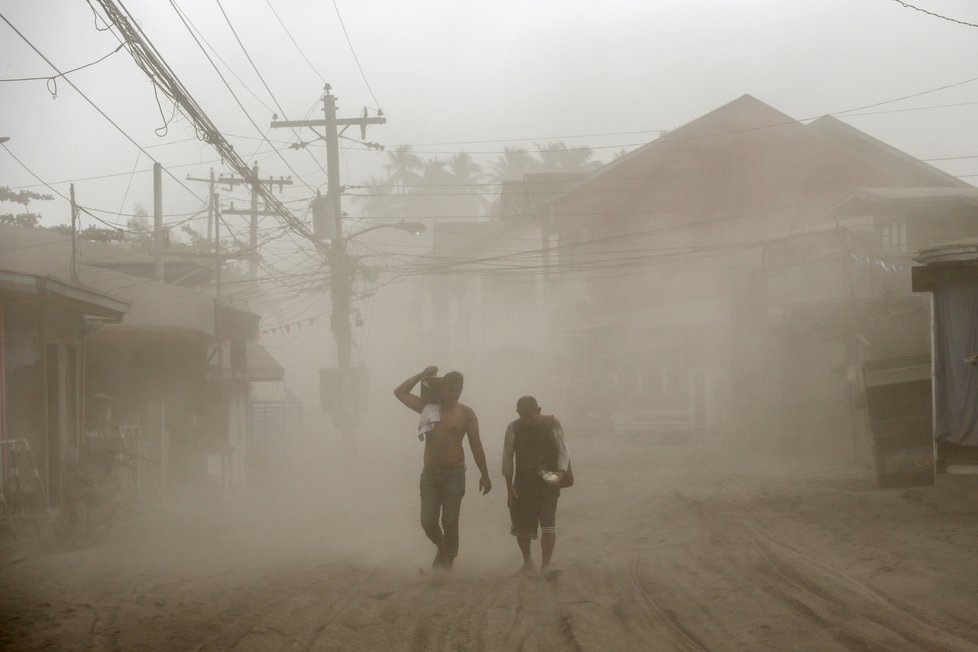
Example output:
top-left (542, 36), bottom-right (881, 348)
top-left (502, 396), bottom-right (569, 577)
top-left (394, 366), bottom-right (492, 571)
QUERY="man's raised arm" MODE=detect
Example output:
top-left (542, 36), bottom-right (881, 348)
top-left (394, 366), bottom-right (437, 414)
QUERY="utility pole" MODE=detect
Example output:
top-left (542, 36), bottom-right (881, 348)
top-left (193, 164), bottom-right (292, 280)
top-left (153, 162), bottom-right (164, 281)
top-left (271, 85), bottom-right (386, 455)
top-left (69, 184), bottom-right (78, 284)
top-left (185, 168), bottom-right (216, 243)
top-left (222, 202), bottom-right (285, 280)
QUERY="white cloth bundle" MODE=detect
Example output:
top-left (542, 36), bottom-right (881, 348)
top-left (417, 403), bottom-right (440, 441)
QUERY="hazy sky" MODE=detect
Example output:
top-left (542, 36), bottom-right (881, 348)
top-left (2, 0), bottom-right (977, 233)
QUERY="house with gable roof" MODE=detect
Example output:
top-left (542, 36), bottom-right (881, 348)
top-left (542, 94), bottom-right (972, 454)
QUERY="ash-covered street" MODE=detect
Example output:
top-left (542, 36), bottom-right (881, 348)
top-left (4, 433), bottom-right (977, 652)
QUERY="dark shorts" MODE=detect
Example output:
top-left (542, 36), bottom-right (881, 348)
top-left (509, 480), bottom-right (559, 540)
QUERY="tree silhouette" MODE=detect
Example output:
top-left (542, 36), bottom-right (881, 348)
top-left (0, 186), bottom-right (53, 227)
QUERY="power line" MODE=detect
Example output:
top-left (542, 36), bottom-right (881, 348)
top-left (114, 151), bottom-right (142, 223)
top-left (166, 0), bottom-right (320, 192)
top-left (0, 11), bottom-right (207, 205)
top-left (331, 0), bottom-right (381, 109)
top-left (888, 0), bottom-right (978, 28)
top-left (3, 142), bottom-right (138, 234)
top-left (91, 0), bottom-right (331, 262)
top-left (263, 0), bottom-right (326, 83)
top-left (160, 1), bottom-right (276, 115)
top-left (10, 92), bottom-right (975, 194)
top-left (215, 0), bottom-right (328, 178)
top-left (380, 77), bottom-right (978, 156)
top-left (0, 42), bottom-right (124, 82)
top-left (282, 96), bottom-right (978, 152)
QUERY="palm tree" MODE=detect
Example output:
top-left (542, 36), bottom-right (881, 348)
top-left (383, 145), bottom-right (423, 189)
top-left (446, 152), bottom-right (487, 216)
top-left (355, 174), bottom-right (401, 219)
top-left (418, 158), bottom-right (451, 188)
top-left (446, 152), bottom-right (482, 185)
top-left (533, 141), bottom-right (603, 173)
top-left (410, 158), bottom-right (454, 219)
top-left (490, 146), bottom-right (535, 183)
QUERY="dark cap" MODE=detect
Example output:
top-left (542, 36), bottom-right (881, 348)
top-left (516, 396), bottom-right (540, 412)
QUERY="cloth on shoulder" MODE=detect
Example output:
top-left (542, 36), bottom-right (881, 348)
top-left (418, 403), bottom-right (440, 441)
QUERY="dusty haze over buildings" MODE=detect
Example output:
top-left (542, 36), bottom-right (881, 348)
top-left (2, 0), bottom-right (977, 227)
top-left (3, 2), bottom-right (978, 650)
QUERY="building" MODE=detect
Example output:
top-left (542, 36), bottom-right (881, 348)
top-left (912, 237), bottom-right (978, 491)
top-left (1, 227), bottom-right (129, 510)
top-left (543, 94), bottom-right (970, 450)
top-left (0, 225), bottom-right (283, 498)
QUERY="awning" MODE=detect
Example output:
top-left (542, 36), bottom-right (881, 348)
top-left (207, 341), bottom-right (284, 382)
top-left (914, 238), bottom-right (978, 266)
top-left (0, 270), bottom-right (129, 320)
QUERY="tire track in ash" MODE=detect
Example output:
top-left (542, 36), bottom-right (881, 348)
top-left (292, 567), bottom-right (381, 651)
top-left (628, 559), bottom-right (713, 652)
top-left (744, 507), bottom-right (978, 639)
top-left (182, 564), bottom-right (366, 651)
top-left (510, 573), bottom-right (587, 652)
top-left (441, 574), bottom-right (515, 651)
top-left (401, 573), bottom-right (516, 652)
top-left (85, 574), bottom-right (157, 651)
top-left (656, 483), bottom-right (978, 650)
top-left (740, 517), bottom-right (978, 652)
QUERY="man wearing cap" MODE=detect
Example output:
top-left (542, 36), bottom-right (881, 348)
top-left (502, 396), bottom-right (569, 576)
top-left (394, 365), bottom-right (492, 572)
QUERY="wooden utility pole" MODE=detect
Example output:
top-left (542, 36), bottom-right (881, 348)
top-left (271, 85), bottom-right (386, 454)
top-left (185, 168), bottom-right (216, 243)
top-left (222, 203), bottom-right (284, 280)
top-left (192, 164), bottom-right (292, 280)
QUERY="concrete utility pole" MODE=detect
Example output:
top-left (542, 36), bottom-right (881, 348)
top-left (192, 164), bottom-right (292, 280)
top-left (153, 162), bottom-right (164, 281)
top-left (69, 184), bottom-right (78, 284)
top-left (271, 85), bottom-right (386, 455)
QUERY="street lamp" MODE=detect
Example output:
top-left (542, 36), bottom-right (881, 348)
top-left (326, 218), bottom-right (426, 459)
top-left (345, 220), bottom-right (426, 241)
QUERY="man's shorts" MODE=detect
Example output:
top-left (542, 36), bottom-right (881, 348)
top-left (509, 480), bottom-right (559, 540)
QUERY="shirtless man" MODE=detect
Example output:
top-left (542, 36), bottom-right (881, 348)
top-left (394, 366), bottom-right (492, 570)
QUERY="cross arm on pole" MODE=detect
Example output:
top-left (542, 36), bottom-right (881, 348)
top-left (271, 117), bottom-right (387, 129)
top-left (222, 208), bottom-right (282, 216)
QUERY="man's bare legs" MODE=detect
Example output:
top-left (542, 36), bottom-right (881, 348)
top-left (517, 535), bottom-right (557, 576)
top-left (541, 533), bottom-right (556, 571)
top-left (517, 536), bottom-right (534, 573)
